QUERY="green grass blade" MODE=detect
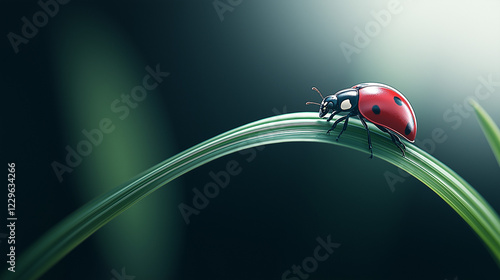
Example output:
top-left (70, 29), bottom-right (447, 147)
top-left (470, 99), bottom-right (500, 167)
top-left (6, 112), bottom-right (500, 279)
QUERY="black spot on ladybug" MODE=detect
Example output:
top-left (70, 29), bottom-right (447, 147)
top-left (394, 96), bottom-right (403, 106)
top-left (405, 122), bottom-right (413, 135)
top-left (372, 105), bottom-right (381, 114)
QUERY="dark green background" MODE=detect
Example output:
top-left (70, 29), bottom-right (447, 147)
top-left (3, 0), bottom-right (500, 279)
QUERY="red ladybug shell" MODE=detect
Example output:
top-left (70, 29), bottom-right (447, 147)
top-left (354, 83), bottom-right (417, 142)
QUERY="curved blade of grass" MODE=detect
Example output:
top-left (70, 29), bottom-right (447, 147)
top-left (6, 112), bottom-right (500, 280)
top-left (470, 99), bottom-right (500, 167)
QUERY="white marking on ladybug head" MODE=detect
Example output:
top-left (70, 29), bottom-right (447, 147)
top-left (340, 99), bottom-right (352, 110)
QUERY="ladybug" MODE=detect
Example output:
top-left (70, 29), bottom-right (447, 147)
top-left (306, 83), bottom-right (417, 158)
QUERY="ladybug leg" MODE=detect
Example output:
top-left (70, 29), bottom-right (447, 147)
top-left (377, 125), bottom-right (406, 157)
top-left (327, 115), bottom-right (347, 134)
top-left (335, 115), bottom-right (351, 141)
top-left (326, 111), bottom-right (338, 122)
top-left (389, 133), bottom-right (406, 157)
top-left (391, 133), bottom-right (406, 154)
top-left (359, 117), bottom-right (373, 159)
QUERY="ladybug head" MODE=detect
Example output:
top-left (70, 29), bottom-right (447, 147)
top-left (307, 87), bottom-right (337, 118)
top-left (319, 96), bottom-right (337, 118)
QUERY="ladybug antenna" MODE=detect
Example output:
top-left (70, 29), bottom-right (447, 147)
top-left (306, 101), bottom-right (321, 106)
top-left (311, 87), bottom-right (324, 99)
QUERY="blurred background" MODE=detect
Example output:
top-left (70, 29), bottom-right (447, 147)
top-left (2, 0), bottom-right (500, 279)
